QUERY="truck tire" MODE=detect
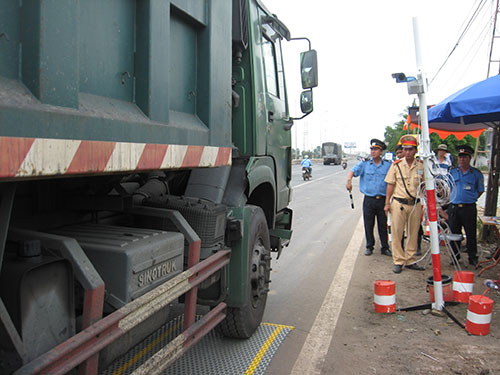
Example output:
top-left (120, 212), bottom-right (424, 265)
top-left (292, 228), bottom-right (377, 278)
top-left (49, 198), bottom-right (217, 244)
top-left (218, 206), bottom-right (271, 338)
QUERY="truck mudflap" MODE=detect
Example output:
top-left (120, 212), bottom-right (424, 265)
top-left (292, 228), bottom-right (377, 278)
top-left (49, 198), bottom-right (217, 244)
top-left (13, 250), bottom-right (230, 375)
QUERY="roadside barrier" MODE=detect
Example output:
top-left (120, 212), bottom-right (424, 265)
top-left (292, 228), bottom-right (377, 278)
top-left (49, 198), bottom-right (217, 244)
top-left (374, 280), bottom-right (396, 313)
top-left (453, 271), bottom-right (474, 303)
top-left (465, 295), bottom-right (494, 336)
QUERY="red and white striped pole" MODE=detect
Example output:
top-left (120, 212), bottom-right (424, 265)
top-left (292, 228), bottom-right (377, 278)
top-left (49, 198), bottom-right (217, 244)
top-left (413, 18), bottom-right (444, 310)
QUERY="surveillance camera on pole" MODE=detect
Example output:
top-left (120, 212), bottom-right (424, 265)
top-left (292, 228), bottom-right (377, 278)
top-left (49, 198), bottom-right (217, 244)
top-left (391, 72), bottom-right (425, 95)
top-left (391, 18), bottom-right (451, 317)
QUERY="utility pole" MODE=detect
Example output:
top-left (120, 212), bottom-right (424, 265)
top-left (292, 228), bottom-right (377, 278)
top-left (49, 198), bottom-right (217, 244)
top-left (482, 0), bottom-right (500, 240)
top-left (487, 0), bottom-right (500, 77)
top-left (303, 122), bottom-right (309, 151)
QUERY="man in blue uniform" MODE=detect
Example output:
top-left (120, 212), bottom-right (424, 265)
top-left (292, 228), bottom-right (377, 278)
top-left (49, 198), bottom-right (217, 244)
top-left (448, 144), bottom-right (484, 266)
top-left (346, 139), bottom-right (392, 256)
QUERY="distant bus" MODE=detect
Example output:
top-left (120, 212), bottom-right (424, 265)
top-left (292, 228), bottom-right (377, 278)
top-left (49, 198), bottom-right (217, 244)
top-left (322, 142), bottom-right (342, 165)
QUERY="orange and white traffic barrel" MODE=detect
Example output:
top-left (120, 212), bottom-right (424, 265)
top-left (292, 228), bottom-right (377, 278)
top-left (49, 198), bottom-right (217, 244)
top-left (453, 271), bottom-right (474, 303)
top-left (465, 295), bottom-right (494, 336)
top-left (374, 280), bottom-right (396, 313)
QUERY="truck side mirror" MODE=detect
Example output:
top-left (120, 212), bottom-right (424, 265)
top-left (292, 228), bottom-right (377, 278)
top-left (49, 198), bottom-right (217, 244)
top-left (300, 90), bottom-right (313, 114)
top-left (300, 50), bottom-right (318, 89)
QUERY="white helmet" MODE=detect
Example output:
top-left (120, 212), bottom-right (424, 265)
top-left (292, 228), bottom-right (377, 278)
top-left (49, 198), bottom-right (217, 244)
top-left (304, 155), bottom-right (309, 159)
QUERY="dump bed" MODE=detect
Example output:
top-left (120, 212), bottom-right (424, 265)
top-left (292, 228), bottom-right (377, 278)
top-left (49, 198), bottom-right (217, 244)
top-left (0, 0), bottom-right (232, 180)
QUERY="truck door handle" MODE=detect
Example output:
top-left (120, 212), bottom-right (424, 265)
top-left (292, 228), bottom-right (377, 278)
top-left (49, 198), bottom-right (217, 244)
top-left (268, 111), bottom-right (274, 122)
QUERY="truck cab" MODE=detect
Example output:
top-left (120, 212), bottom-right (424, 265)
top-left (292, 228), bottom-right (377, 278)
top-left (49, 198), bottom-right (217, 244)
top-left (0, 0), bottom-right (317, 372)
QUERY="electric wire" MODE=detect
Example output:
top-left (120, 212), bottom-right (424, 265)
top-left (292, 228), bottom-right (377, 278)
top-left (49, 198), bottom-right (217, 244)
top-left (446, 17), bottom-right (492, 84)
top-left (434, 4), bottom-right (494, 96)
top-left (430, 0), bottom-right (489, 84)
top-left (454, 18), bottom-right (494, 85)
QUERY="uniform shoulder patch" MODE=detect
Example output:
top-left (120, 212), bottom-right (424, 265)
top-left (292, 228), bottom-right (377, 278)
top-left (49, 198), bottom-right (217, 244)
top-left (393, 159), bottom-right (402, 164)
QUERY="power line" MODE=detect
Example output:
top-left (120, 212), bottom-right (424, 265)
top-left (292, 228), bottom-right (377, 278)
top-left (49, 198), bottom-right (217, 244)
top-left (444, 11), bottom-right (493, 85)
top-left (430, 0), bottom-right (488, 84)
top-left (455, 20), bottom-right (492, 85)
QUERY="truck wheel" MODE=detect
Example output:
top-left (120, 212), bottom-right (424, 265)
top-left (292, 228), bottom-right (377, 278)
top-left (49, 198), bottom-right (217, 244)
top-left (218, 206), bottom-right (271, 338)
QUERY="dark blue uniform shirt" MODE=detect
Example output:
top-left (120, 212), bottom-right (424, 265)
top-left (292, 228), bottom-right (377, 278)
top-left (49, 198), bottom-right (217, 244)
top-left (450, 166), bottom-right (484, 204)
top-left (351, 158), bottom-right (391, 197)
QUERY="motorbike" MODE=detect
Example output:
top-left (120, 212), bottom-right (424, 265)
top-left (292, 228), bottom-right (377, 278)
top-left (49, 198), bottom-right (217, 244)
top-left (341, 158), bottom-right (347, 170)
top-left (302, 166), bottom-right (311, 181)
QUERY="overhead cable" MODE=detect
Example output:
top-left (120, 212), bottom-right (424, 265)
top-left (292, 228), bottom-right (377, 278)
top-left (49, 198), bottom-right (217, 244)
top-left (430, 0), bottom-right (488, 84)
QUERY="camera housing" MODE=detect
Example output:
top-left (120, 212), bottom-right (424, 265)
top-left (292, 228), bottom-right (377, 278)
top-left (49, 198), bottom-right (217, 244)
top-left (392, 72), bottom-right (407, 83)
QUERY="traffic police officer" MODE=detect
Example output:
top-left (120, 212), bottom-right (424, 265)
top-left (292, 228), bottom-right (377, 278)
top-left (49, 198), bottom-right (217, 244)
top-left (346, 139), bottom-right (392, 256)
top-left (384, 135), bottom-right (424, 273)
top-left (448, 144), bottom-right (484, 266)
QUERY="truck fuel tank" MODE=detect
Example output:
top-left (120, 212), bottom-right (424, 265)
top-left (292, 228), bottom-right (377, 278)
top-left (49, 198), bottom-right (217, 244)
top-left (52, 224), bottom-right (184, 312)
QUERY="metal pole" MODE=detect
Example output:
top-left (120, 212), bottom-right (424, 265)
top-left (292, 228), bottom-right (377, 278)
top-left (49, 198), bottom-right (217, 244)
top-left (413, 17), bottom-right (444, 310)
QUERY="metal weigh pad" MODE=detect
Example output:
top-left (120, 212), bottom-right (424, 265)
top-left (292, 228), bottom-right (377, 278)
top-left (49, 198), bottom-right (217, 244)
top-left (101, 316), bottom-right (293, 375)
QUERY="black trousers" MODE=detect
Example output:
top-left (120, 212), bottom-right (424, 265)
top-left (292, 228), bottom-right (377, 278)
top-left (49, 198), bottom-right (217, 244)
top-left (363, 196), bottom-right (389, 251)
top-left (448, 203), bottom-right (478, 261)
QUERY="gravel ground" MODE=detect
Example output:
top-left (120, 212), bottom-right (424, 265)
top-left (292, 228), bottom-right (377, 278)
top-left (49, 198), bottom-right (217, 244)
top-left (326, 231), bottom-right (500, 375)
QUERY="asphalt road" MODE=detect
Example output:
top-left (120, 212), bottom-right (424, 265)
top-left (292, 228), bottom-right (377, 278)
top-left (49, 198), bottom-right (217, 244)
top-left (264, 160), bottom-right (364, 375)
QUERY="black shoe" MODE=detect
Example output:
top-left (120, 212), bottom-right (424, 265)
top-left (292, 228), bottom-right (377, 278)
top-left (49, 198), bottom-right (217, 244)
top-left (469, 258), bottom-right (478, 267)
top-left (415, 248), bottom-right (422, 256)
top-left (381, 249), bottom-right (392, 256)
top-left (406, 263), bottom-right (424, 271)
top-left (364, 248), bottom-right (373, 256)
top-left (392, 264), bottom-right (403, 273)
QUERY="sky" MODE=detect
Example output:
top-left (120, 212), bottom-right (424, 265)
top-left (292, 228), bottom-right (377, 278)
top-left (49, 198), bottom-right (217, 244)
top-left (263, 0), bottom-right (498, 153)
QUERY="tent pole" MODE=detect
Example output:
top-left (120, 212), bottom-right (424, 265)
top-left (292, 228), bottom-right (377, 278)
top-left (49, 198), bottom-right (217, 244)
top-left (473, 137), bottom-right (480, 167)
top-left (413, 17), bottom-right (444, 311)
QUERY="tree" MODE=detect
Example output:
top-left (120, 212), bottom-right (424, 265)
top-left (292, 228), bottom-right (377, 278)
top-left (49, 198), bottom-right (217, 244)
top-left (313, 146), bottom-right (321, 159)
top-left (384, 116), bottom-right (407, 152)
top-left (384, 106), bottom-right (486, 163)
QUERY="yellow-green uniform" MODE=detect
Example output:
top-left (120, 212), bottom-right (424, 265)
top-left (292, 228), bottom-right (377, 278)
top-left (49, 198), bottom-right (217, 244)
top-left (384, 158), bottom-right (424, 265)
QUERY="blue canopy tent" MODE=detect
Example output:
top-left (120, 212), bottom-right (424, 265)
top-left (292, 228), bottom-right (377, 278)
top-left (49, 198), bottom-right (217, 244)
top-left (427, 74), bottom-right (500, 226)
top-left (428, 74), bottom-right (500, 128)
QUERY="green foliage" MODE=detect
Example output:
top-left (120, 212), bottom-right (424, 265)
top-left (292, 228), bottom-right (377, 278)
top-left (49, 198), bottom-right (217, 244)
top-left (384, 106), bottom-right (487, 164)
top-left (298, 146), bottom-right (322, 159)
top-left (384, 116), bottom-right (407, 153)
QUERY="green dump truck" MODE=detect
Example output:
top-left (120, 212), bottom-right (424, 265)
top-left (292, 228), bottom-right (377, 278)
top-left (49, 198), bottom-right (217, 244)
top-left (0, 0), bottom-right (317, 373)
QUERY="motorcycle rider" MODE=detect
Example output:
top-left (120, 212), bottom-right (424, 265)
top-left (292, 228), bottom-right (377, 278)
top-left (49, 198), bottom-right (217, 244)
top-left (342, 157), bottom-right (348, 169)
top-left (301, 155), bottom-right (313, 177)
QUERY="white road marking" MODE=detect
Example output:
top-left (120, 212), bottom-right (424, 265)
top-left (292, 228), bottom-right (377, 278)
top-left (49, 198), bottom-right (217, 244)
top-left (293, 170), bottom-right (345, 189)
top-left (291, 216), bottom-right (364, 375)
